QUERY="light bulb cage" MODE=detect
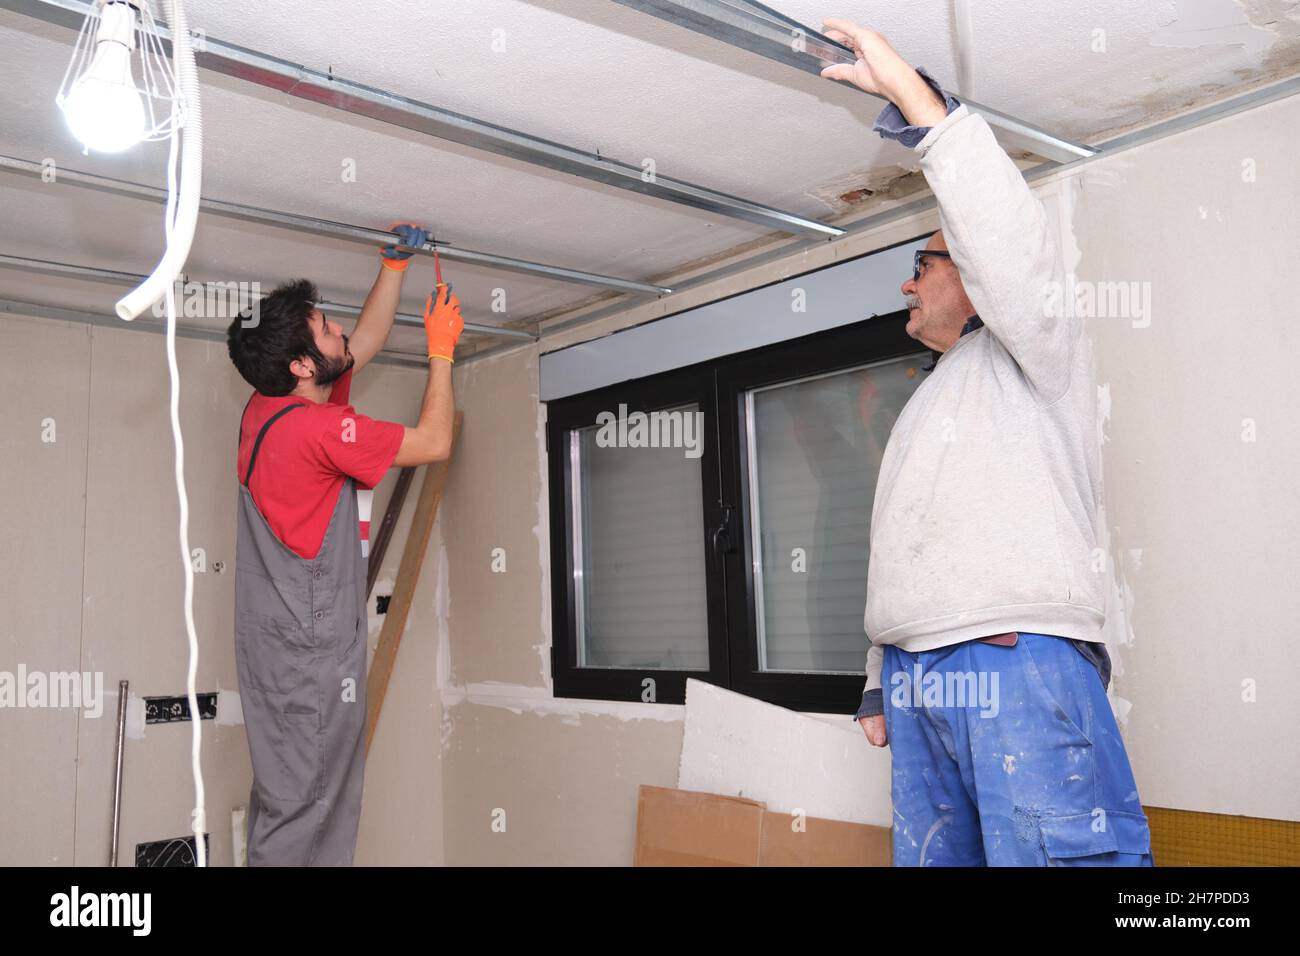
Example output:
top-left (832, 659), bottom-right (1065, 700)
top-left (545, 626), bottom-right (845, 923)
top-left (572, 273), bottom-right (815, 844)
top-left (55, 0), bottom-right (184, 145)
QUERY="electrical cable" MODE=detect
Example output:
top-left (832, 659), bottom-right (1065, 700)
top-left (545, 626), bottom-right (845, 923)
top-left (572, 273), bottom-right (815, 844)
top-left (152, 0), bottom-right (207, 867)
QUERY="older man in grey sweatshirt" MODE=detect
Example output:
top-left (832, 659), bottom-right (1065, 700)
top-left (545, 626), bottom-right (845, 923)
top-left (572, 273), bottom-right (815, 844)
top-left (823, 20), bottom-right (1152, 867)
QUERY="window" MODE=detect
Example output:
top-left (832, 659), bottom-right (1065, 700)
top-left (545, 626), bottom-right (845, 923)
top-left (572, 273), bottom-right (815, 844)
top-left (547, 311), bottom-right (927, 712)
top-left (572, 402), bottom-right (709, 671)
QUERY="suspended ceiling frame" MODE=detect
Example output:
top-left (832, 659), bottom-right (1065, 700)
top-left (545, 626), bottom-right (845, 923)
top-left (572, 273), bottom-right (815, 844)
top-left (610, 0), bottom-right (1099, 164)
top-left (0, 152), bottom-right (675, 299)
top-left (500, 70), bottom-right (1300, 367)
top-left (1, 0), bottom-right (1296, 363)
top-left (0, 0), bottom-right (846, 240)
top-left (0, 252), bottom-right (537, 341)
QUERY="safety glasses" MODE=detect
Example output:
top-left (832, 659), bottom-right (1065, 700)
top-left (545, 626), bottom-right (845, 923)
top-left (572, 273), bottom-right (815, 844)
top-left (913, 249), bottom-right (952, 281)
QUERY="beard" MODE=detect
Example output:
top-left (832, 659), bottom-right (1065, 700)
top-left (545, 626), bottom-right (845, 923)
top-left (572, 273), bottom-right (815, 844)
top-left (313, 334), bottom-right (354, 387)
top-left (904, 296), bottom-right (922, 337)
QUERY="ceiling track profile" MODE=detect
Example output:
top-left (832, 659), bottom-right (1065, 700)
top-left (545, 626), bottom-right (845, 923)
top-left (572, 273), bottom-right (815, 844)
top-left (0, 297), bottom-right (436, 369)
top-left (0, 0), bottom-right (845, 240)
top-left (0, 153), bottom-right (671, 296)
top-left (464, 69), bottom-right (1300, 368)
top-left (0, 253), bottom-right (538, 341)
top-left (610, 0), bottom-right (1099, 165)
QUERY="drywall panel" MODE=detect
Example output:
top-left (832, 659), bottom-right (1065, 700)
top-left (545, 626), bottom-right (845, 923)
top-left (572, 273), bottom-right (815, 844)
top-left (74, 327), bottom-right (275, 865)
top-left (437, 343), bottom-right (691, 865)
top-left (0, 307), bottom-right (430, 865)
top-left (356, 493), bottom-right (446, 865)
top-left (677, 679), bottom-right (890, 828)
top-left (539, 238), bottom-right (924, 400)
top-left (444, 344), bottom-right (552, 687)
top-left (1072, 92), bottom-right (1300, 821)
top-left (441, 699), bottom-right (683, 866)
top-left (347, 361), bottom-right (449, 864)
top-left (0, 314), bottom-right (89, 864)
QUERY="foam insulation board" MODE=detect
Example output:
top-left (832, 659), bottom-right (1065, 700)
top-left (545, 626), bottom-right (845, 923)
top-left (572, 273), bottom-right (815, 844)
top-left (676, 679), bottom-right (891, 827)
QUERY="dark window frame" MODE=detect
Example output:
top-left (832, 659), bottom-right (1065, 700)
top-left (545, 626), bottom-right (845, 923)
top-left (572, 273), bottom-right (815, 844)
top-left (546, 311), bottom-right (927, 712)
top-left (546, 364), bottom-right (729, 704)
top-left (715, 314), bottom-right (926, 712)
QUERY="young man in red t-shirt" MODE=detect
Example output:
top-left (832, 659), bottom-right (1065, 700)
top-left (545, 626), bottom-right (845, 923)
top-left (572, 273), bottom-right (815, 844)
top-left (224, 223), bottom-right (462, 865)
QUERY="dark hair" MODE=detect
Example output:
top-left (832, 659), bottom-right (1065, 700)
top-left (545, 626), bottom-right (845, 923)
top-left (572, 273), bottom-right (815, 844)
top-left (226, 279), bottom-right (324, 396)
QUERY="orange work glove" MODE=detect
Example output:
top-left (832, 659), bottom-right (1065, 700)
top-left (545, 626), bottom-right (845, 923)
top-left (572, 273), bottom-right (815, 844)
top-left (424, 283), bottom-right (464, 363)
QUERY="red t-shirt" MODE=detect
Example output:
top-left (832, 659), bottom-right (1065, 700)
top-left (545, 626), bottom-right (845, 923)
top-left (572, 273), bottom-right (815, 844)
top-left (236, 368), bottom-right (405, 560)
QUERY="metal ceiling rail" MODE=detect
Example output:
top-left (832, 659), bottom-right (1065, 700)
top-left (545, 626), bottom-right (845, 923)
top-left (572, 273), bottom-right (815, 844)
top-left (0, 253), bottom-right (538, 341)
top-left (463, 71), bottom-right (1300, 367)
top-left (0, 298), bottom-right (434, 370)
top-left (610, 0), bottom-right (1099, 165)
top-left (0, 154), bottom-right (672, 296)
top-left (0, 0), bottom-right (844, 240)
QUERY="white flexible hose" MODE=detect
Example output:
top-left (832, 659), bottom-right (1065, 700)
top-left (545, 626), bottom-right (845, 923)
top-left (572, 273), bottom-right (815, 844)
top-left (137, 0), bottom-right (208, 867)
top-left (161, 128), bottom-right (205, 868)
top-left (115, 0), bottom-right (202, 321)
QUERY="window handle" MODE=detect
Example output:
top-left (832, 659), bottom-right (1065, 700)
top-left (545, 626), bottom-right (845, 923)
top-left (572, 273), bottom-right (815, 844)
top-left (711, 505), bottom-right (736, 555)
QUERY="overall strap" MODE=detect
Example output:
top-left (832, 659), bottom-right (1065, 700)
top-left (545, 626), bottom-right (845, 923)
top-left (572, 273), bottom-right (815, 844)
top-left (243, 403), bottom-right (307, 486)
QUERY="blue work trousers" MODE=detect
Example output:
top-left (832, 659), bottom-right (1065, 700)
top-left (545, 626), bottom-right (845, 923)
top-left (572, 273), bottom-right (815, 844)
top-left (883, 632), bottom-right (1153, 866)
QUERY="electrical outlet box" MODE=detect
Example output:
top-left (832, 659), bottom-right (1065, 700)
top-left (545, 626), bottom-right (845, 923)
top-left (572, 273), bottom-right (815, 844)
top-left (144, 693), bottom-right (217, 724)
top-left (135, 834), bottom-right (210, 867)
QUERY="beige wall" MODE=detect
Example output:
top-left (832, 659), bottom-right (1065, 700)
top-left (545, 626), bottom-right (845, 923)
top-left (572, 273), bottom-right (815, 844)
top-left (0, 317), bottom-right (432, 865)
top-left (1073, 94), bottom-right (1300, 820)
top-left (437, 347), bottom-right (687, 864)
top-left (1, 315), bottom-right (89, 865)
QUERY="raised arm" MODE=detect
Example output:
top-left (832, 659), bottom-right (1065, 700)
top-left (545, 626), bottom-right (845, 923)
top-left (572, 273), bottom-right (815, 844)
top-left (822, 21), bottom-right (1075, 402)
top-left (347, 222), bottom-right (431, 374)
top-left (393, 284), bottom-right (463, 466)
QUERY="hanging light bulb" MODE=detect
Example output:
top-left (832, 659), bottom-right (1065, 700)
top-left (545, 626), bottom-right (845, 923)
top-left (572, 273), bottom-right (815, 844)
top-left (56, 0), bottom-right (179, 154)
top-left (60, 2), bottom-right (145, 152)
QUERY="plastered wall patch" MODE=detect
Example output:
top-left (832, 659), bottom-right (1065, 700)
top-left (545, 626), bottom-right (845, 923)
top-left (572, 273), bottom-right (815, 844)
top-left (123, 694), bottom-right (146, 740)
top-left (215, 689), bottom-right (243, 726)
top-left (1151, 0), bottom-right (1280, 57)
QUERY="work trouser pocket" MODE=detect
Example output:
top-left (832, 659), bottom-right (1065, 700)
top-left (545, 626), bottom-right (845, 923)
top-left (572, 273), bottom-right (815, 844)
top-left (235, 610), bottom-right (316, 701)
top-left (243, 690), bottom-right (322, 803)
top-left (337, 611), bottom-right (363, 663)
top-left (1039, 809), bottom-right (1152, 866)
top-left (1018, 633), bottom-right (1095, 746)
top-left (235, 610), bottom-right (323, 802)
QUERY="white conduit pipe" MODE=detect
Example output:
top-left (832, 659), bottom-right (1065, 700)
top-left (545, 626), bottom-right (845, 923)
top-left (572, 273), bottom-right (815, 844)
top-left (122, 0), bottom-right (208, 866)
top-left (115, 0), bottom-right (201, 321)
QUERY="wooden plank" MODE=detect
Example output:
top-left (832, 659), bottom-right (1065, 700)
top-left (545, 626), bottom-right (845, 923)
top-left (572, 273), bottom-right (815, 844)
top-left (365, 413), bottom-right (462, 756)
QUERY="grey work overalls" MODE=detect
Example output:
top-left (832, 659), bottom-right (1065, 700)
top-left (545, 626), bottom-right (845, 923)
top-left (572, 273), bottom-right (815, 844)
top-left (234, 401), bottom-right (369, 866)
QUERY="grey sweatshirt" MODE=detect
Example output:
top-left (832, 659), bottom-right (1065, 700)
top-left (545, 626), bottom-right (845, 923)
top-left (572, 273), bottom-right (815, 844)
top-left (861, 103), bottom-right (1106, 699)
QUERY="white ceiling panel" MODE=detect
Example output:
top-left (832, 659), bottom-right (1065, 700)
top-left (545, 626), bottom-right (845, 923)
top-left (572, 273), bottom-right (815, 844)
top-left (0, 0), bottom-right (1296, 352)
